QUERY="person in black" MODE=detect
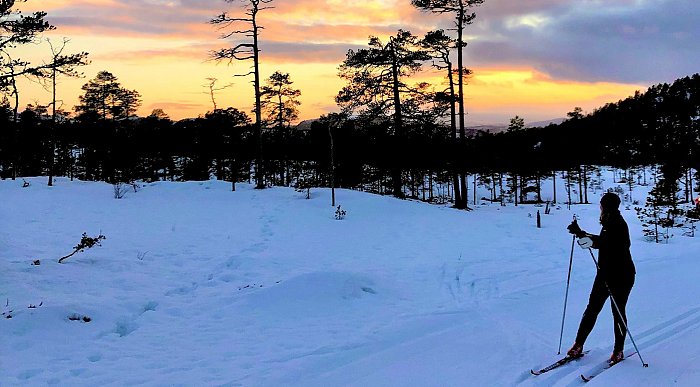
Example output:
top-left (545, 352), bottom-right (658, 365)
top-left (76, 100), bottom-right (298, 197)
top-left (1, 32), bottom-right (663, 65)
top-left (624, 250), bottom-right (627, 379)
top-left (565, 192), bottom-right (636, 363)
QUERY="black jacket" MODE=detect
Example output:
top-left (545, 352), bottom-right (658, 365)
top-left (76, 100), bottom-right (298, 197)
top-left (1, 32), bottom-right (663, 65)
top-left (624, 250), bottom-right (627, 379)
top-left (589, 211), bottom-right (636, 280)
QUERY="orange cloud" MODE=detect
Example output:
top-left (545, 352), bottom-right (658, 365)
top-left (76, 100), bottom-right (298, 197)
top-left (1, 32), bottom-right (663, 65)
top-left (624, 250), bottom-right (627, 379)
top-left (11, 0), bottom-right (657, 125)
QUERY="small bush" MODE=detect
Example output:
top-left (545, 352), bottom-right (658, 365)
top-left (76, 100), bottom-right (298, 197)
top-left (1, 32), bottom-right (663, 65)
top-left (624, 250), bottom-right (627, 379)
top-left (335, 205), bottom-right (347, 220)
top-left (68, 313), bottom-right (92, 322)
top-left (58, 232), bottom-right (106, 263)
top-left (113, 183), bottom-right (128, 199)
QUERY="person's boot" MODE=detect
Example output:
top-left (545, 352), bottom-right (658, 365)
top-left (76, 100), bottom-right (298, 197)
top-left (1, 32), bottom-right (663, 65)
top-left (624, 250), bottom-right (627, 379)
top-left (567, 342), bottom-right (584, 357)
top-left (609, 350), bottom-right (624, 364)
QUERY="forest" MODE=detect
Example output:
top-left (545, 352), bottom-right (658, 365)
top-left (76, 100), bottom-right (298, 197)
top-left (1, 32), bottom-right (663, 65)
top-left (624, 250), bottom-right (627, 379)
top-left (1, 0), bottom-right (699, 212)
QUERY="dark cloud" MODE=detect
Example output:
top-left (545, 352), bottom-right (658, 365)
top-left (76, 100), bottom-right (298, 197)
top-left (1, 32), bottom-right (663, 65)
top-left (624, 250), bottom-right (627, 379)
top-left (45, 0), bottom-right (698, 85)
top-left (260, 41), bottom-right (364, 63)
top-left (466, 0), bottom-right (700, 83)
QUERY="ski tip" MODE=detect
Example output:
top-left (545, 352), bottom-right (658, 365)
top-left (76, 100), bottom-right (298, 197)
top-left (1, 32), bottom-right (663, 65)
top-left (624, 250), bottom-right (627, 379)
top-left (581, 374), bottom-right (591, 382)
top-left (530, 370), bottom-right (541, 376)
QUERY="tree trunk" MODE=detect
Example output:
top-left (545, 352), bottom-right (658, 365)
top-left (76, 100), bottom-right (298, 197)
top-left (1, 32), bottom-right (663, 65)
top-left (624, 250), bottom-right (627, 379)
top-left (447, 61), bottom-right (462, 206)
top-left (329, 124), bottom-right (336, 207)
top-left (567, 171), bottom-right (572, 210)
top-left (230, 157), bottom-right (237, 191)
top-left (499, 173), bottom-right (504, 206)
top-left (583, 165), bottom-right (589, 203)
top-left (513, 173), bottom-right (518, 206)
top-left (11, 72), bottom-right (19, 180)
top-left (578, 167), bottom-right (584, 204)
top-left (492, 173), bottom-right (496, 201)
top-left (253, 12), bottom-right (264, 189)
top-left (685, 168), bottom-right (690, 203)
top-left (689, 168), bottom-right (694, 202)
top-left (48, 67), bottom-right (57, 187)
top-left (461, 173), bottom-right (469, 208)
top-left (429, 172), bottom-right (433, 202)
top-left (456, 6), bottom-right (468, 209)
top-left (552, 171), bottom-right (557, 203)
top-left (216, 158), bottom-right (223, 180)
top-left (390, 40), bottom-right (404, 198)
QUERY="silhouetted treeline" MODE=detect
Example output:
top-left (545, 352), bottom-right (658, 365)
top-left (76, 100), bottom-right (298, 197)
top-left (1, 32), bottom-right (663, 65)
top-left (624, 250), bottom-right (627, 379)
top-left (1, 73), bottom-right (699, 204)
top-left (465, 74), bottom-right (700, 193)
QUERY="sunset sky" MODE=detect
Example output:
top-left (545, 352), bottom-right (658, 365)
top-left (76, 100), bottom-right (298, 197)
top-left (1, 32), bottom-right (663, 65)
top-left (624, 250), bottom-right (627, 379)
top-left (13, 0), bottom-right (699, 125)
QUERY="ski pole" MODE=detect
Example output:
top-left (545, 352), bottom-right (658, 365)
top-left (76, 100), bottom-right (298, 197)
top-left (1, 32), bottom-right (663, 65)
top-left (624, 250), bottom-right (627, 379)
top-left (587, 248), bottom-right (649, 367)
top-left (557, 234), bottom-right (576, 355)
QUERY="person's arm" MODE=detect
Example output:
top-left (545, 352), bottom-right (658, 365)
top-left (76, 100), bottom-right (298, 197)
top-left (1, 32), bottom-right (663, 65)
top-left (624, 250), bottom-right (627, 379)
top-left (589, 220), bottom-right (630, 250)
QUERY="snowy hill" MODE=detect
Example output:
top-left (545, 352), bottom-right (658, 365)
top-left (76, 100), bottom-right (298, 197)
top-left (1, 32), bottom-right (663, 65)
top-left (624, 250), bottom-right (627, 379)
top-left (2, 176), bottom-right (699, 386)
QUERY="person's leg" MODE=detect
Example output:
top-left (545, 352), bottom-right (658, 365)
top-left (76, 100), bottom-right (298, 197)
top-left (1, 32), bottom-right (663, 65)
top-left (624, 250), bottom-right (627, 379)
top-left (610, 275), bottom-right (635, 353)
top-left (575, 275), bottom-right (609, 346)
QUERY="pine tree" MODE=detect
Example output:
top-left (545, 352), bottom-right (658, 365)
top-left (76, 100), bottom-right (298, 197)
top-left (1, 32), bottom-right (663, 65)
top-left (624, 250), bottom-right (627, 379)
top-left (75, 71), bottom-right (141, 121)
top-left (337, 30), bottom-right (430, 198)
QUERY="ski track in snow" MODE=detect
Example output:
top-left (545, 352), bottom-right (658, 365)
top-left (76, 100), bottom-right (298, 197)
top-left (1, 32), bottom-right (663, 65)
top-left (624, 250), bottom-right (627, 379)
top-left (518, 306), bottom-right (700, 386)
top-left (1, 174), bottom-right (700, 386)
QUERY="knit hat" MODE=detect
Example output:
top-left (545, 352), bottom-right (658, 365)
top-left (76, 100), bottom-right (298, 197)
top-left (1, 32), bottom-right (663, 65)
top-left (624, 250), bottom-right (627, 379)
top-left (600, 192), bottom-right (621, 211)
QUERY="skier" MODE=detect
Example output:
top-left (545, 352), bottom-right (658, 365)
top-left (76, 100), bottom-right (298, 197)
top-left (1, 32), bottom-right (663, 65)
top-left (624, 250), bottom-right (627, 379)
top-left (565, 192), bottom-right (636, 364)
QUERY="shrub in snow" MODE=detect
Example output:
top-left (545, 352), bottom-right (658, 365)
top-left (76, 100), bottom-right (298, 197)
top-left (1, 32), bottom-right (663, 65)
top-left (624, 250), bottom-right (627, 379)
top-left (3, 299), bottom-right (12, 319)
top-left (635, 203), bottom-right (665, 243)
top-left (682, 221), bottom-right (697, 237)
top-left (68, 313), bottom-right (92, 323)
top-left (295, 174), bottom-right (314, 199)
top-left (635, 200), bottom-right (680, 244)
top-left (113, 182), bottom-right (128, 199)
top-left (58, 232), bottom-right (106, 263)
top-left (335, 205), bottom-right (346, 220)
top-left (137, 251), bottom-right (148, 261)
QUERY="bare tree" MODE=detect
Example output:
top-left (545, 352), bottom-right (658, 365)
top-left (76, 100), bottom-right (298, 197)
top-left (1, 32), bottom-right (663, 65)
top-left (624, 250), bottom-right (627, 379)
top-left (210, 0), bottom-right (274, 189)
top-left (319, 113), bottom-right (348, 207)
top-left (1, 1), bottom-right (88, 181)
top-left (203, 77), bottom-right (234, 111)
top-left (46, 38), bottom-right (88, 186)
top-left (1, 1), bottom-right (89, 88)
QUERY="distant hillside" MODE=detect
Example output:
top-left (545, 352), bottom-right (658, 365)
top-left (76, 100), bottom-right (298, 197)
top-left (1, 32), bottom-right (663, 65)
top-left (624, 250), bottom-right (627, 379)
top-left (464, 118), bottom-right (565, 136)
top-left (295, 119), bottom-right (318, 131)
top-left (526, 118), bottom-right (565, 128)
top-left (295, 118), bottom-right (565, 134)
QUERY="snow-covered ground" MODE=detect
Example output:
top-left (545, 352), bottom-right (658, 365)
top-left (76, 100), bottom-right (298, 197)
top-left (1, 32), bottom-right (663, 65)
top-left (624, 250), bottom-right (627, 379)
top-left (2, 175), bottom-right (699, 386)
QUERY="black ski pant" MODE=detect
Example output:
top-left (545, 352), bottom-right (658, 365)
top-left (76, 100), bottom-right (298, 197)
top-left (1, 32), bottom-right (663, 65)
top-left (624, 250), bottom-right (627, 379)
top-left (575, 272), bottom-right (635, 352)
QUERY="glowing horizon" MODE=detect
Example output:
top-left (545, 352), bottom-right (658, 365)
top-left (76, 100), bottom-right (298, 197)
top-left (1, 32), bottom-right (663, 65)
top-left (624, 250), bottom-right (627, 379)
top-left (11, 0), bottom-right (696, 125)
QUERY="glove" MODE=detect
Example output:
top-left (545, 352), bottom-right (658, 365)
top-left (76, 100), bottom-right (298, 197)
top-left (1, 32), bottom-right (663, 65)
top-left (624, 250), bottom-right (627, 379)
top-left (567, 220), bottom-right (585, 237)
top-left (577, 237), bottom-right (593, 249)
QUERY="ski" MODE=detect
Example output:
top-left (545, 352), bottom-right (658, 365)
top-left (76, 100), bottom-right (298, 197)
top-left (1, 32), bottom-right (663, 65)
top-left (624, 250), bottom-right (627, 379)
top-left (530, 351), bottom-right (589, 376)
top-left (580, 351), bottom-right (637, 382)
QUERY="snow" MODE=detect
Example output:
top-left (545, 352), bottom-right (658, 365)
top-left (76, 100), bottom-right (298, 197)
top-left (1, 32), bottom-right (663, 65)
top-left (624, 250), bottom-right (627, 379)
top-left (1, 175), bottom-right (699, 386)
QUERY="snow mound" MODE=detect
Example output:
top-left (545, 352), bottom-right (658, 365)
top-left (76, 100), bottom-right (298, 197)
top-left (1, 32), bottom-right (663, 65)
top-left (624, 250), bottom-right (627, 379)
top-left (240, 271), bottom-right (382, 319)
